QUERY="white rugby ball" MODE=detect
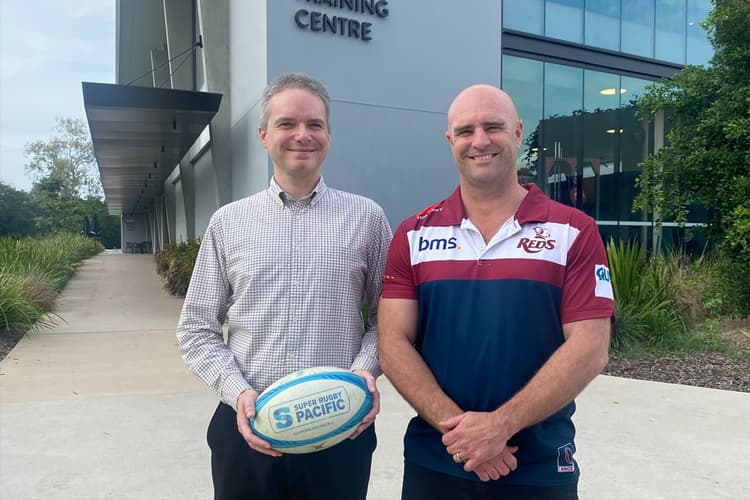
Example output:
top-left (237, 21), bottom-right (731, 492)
top-left (250, 366), bottom-right (372, 454)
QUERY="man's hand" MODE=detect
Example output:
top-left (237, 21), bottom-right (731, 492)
top-left (236, 389), bottom-right (282, 457)
top-left (471, 448), bottom-right (519, 481)
top-left (440, 411), bottom-right (517, 479)
top-left (349, 369), bottom-right (380, 439)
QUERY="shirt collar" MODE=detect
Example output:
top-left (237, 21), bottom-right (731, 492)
top-left (438, 183), bottom-right (550, 225)
top-left (268, 177), bottom-right (328, 207)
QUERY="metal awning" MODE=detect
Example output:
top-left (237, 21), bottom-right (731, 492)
top-left (82, 82), bottom-right (222, 215)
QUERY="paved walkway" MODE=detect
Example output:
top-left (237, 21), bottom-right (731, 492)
top-left (1, 252), bottom-right (749, 499)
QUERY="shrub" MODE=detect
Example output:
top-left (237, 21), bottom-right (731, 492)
top-left (154, 240), bottom-right (200, 297)
top-left (723, 203), bottom-right (750, 315)
top-left (606, 239), bottom-right (686, 350)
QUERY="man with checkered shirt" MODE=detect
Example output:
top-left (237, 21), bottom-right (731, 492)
top-left (177, 73), bottom-right (392, 500)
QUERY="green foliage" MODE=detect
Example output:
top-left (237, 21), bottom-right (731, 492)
top-left (634, 0), bottom-right (750, 314)
top-left (606, 240), bottom-right (686, 350)
top-left (1, 117), bottom-right (121, 248)
top-left (0, 233), bottom-right (103, 334)
top-left (26, 180), bottom-right (120, 248)
top-left (154, 240), bottom-right (201, 297)
top-left (0, 182), bottom-right (37, 237)
top-left (24, 117), bottom-right (101, 199)
top-left (606, 238), bottom-right (744, 354)
top-left (634, 0), bottom-right (750, 312)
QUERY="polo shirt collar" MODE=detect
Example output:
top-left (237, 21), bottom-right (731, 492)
top-left (441, 183), bottom-right (550, 226)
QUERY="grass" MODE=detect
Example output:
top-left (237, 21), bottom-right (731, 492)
top-left (606, 239), bottom-right (745, 357)
top-left (0, 233), bottom-right (103, 334)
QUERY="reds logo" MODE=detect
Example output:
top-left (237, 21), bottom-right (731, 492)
top-left (517, 226), bottom-right (556, 253)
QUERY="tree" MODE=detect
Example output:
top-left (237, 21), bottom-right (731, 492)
top-left (0, 182), bottom-right (36, 237)
top-left (24, 117), bottom-right (102, 199)
top-left (11, 118), bottom-right (122, 248)
top-left (634, 0), bottom-right (750, 312)
top-left (26, 175), bottom-right (120, 248)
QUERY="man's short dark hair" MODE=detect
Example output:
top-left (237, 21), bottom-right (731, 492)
top-left (260, 73), bottom-right (331, 131)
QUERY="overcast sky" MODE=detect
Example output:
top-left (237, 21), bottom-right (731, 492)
top-left (0, 0), bottom-right (114, 192)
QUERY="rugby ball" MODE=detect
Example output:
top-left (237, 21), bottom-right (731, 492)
top-left (250, 366), bottom-right (372, 454)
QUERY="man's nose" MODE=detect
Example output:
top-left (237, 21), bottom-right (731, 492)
top-left (472, 128), bottom-right (490, 148)
top-left (294, 124), bottom-right (312, 141)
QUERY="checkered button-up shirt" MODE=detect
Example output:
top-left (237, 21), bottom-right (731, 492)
top-left (176, 177), bottom-right (392, 409)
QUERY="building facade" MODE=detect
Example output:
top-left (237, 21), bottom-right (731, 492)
top-left (92, 0), bottom-right (713, 253)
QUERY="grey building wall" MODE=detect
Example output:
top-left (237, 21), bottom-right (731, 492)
top-left (228, 0), bottom-right (271, 200)
top-left (174, 179), bottom-right (188, 243)
top-left (221, 0), bottom-right (503, 227)
top-left (193, 149), bottom-right (218, 238)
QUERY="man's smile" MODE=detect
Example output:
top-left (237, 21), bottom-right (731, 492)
top-left (468, 153), bottom-right (498, 160)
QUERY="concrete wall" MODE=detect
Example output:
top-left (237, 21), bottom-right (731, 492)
top-left (173, 178), bottom-right (188, 243)
top-left (261, 0), bottom-right (502, 226)
top-left (229, 0), bottom-right (270, 200)
top-left (193, 149), bottom-right (217, 239)
top-left (131, 0), bottom-right (503, 243)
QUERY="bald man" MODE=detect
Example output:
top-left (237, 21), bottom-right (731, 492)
top-left (378, 85), bottom-right (614, 499)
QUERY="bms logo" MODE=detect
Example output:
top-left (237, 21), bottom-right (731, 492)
top-left (517, 225), bottom-right (556, 253)
top-left (418, 236), bottom-right (458, 251)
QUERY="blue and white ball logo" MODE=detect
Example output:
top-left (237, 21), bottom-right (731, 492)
top-left (269, 387), bottom-right (351, 432)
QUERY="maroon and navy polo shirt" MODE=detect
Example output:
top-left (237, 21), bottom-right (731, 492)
top-left (381, 183), bottom-right (614, 486)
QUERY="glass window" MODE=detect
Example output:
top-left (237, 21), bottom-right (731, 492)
top-left (622, 0), bottom-right (655, 58)
top-left (582, 70), bottom-right (621, 219)
top-left (501, 56), bottom-right (544, 180)
top-left (542, 63), bottom-right (583, 207)
top-left (503, 0), bottom-right (544, 35)
top-left (655, 0), bottom-right (686, 63)
top-left (620, 76), bottom-right (651, 108)
top-left (584, 0), bottom-right (620, 51)
top-left (618, 76), bottom-right (653, 222)
top-left (687, 0), bottom-right (713, 65)
top-left (545, 0), bottom-right (583, 43)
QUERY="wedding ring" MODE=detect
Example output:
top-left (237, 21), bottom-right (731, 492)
top-left (452, 452), bottom-right (462, 463)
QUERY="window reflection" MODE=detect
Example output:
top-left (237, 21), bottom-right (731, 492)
top-left (622, 0), bottom-right (655, 57)
top-left (503, 0), bottom-right (713, 66)
top-left (503, 0), bottom-right (544, 35)
top-left (585, 0), bottom-right (620, 51)
top-left (542, 64), bottom-right (582, 207)
top-left (502, 56), bottom-right (543, 185)
top-left (546, 0), bottom-right (583, 43)
top-left (502, 56), bottom-right (656, 228)
top-left (687, 0), bottom-right (713, 65)
top-left (656, 0), bottom-right (687, 63)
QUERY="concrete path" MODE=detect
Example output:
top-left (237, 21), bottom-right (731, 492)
top-left (1, 251), bottom-right (749, 499)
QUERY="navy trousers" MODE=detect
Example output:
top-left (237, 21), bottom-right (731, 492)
top-left (402, 461), bottom-right (579, 500)
top-left (207, 402), bottom-right (376, 500)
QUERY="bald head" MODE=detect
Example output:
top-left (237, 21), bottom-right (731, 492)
top-left (444, 84), bottom-right (524, 190)
top-left (447, 85), bottom-right (519, 133)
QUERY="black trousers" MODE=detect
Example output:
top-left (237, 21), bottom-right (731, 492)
top-left (402, 461), bottom-right (578, 500)
top-left (207, 402), bottom-right (376, 500)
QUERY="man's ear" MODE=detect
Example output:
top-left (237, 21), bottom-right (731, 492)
top-left (445, 131), bottom-right (453, 146)
top-left (258, 127), bottom-right (267, 147)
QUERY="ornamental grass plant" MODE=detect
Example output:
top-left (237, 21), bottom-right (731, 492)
top-left (0, 233), bottom-right (103, 334)
top-left (154, 240), bottom-right (200, 297)
top-left (606, 239), bottom-right (739, 354)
